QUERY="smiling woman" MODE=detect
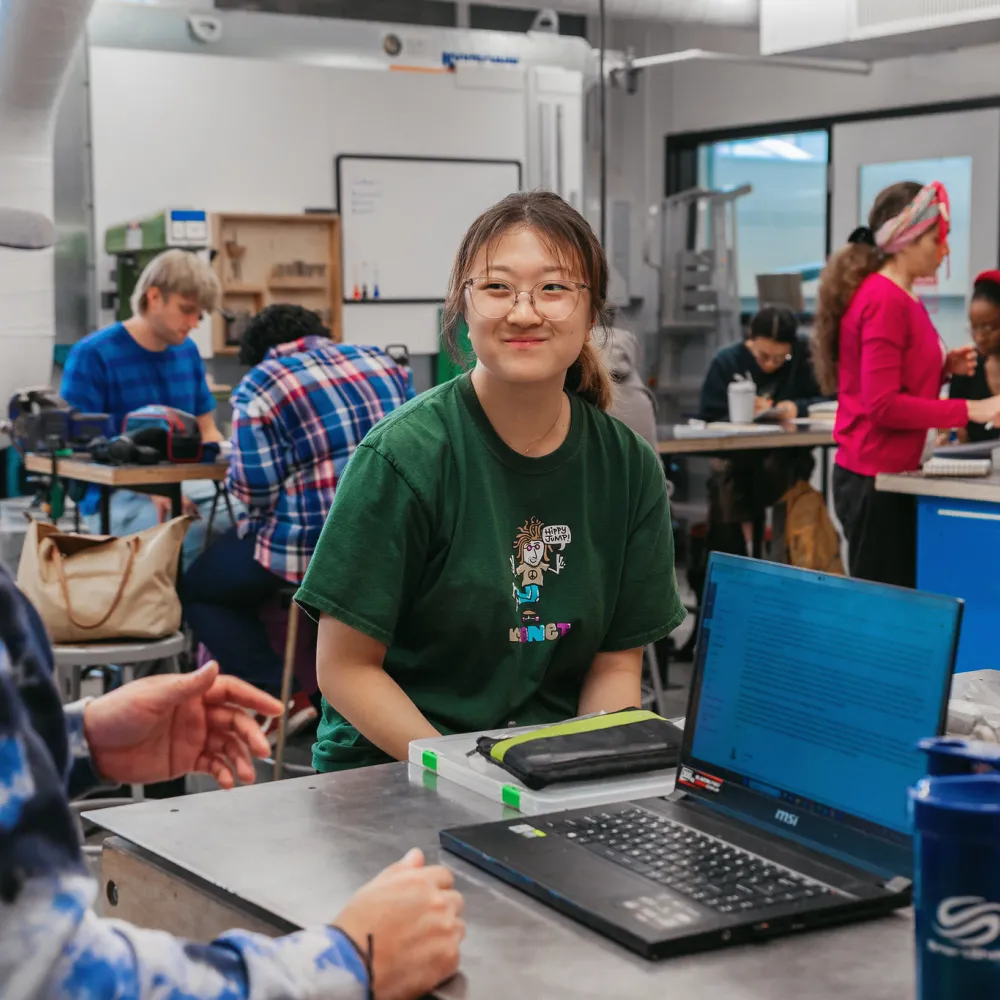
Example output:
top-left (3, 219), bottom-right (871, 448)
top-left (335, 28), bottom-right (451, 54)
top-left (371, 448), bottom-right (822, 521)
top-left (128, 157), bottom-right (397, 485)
top-left (295, 190), bottom-right (686, 773)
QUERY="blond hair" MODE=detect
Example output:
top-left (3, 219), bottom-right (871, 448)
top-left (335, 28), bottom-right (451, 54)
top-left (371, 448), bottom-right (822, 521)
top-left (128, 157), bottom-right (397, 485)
top-left (130, 249), bottom-right (221, 317)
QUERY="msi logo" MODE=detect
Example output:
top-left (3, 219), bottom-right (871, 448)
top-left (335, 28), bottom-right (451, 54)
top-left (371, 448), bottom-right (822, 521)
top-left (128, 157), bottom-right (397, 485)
top-left (775, 809), bottom-right (800, 828)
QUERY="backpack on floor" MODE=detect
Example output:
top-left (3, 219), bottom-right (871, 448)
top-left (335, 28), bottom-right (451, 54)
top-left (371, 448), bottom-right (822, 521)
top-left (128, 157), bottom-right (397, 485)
top-left (780, 480), bottom-right (845, 575)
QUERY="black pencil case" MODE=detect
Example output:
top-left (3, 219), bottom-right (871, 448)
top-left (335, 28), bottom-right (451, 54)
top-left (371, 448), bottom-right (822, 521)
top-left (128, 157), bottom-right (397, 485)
top-left (475, 709), bottom-right (683, 790)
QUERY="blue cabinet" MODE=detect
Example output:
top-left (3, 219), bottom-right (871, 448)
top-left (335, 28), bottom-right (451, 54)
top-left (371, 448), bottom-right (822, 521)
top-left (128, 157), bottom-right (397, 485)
top-left (917, 496), bottom-right (1000, 674)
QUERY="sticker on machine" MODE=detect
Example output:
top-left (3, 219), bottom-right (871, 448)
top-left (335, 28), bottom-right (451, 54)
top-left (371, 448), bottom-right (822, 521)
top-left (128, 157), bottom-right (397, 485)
top-left (677, 766), bottom-right (723, 795)
top-left (507, 823), bottom-right (547, 839)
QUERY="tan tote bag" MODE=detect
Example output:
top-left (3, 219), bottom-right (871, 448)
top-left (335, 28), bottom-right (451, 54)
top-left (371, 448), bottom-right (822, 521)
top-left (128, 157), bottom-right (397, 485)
top-left (17, 516), bottom-right (191, 643)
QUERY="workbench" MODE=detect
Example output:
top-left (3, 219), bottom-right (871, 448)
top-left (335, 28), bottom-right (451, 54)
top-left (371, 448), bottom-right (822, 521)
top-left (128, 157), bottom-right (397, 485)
top-left (87, 763), bottom-right (914, 999)
top-left (877, 470), bottom-right (1000, 675)
top-left (24, 453), bottom-right (229, 534)
top-left (656, 425), bottom-right (835, 457)
top-left (657, 424), bottom-right (837, 560)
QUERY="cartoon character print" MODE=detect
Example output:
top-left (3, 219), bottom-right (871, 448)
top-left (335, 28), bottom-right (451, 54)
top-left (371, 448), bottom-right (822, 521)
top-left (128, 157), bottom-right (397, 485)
top-left (511, 517), bottom-right (566, 622)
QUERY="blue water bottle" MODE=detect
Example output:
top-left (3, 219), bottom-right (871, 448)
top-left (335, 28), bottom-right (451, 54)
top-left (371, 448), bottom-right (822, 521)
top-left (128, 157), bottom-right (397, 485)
top-left (910, 738), bottom-right (1000, 999)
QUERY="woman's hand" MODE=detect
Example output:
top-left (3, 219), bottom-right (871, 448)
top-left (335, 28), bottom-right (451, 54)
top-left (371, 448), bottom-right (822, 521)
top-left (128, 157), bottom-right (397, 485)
top-left (946, 345), bottom-right (978, 378)
top-left (754, 396), bottom-right (773, 415)
top-left (966, 396), bottom-right (1000, 427)
top-left (772, 400), bottom-right (798, 421)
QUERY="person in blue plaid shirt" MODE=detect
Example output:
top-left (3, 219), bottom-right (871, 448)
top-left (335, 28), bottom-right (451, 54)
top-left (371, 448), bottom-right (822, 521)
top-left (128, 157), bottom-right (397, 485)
top-left (180, 305), bottom-right (413, 699)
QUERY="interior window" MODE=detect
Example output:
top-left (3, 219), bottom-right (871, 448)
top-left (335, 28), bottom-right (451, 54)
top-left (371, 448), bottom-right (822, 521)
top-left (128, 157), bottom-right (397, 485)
top-left (696, 130), bottom-right (830, 314)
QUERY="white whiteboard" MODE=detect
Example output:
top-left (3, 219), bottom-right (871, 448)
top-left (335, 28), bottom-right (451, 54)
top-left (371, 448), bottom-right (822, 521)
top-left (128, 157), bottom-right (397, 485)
top-left (337, 156), bottom-right (522, 303)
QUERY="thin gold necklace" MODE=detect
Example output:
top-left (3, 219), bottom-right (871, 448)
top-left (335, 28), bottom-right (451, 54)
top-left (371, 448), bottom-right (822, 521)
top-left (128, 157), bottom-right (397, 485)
top-left (521, 396), bottom-right (566, 455)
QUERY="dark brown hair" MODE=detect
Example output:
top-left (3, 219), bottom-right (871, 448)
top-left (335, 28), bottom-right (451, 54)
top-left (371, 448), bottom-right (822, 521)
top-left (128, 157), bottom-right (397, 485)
top-left (442, 190), bottom-right (613, 411)
top-left (812, 181), bottom-right (922, 394)
top-left (973, 275), bottom-right (1000, 310)
top-left (750, 305), bottom-right (798, 345)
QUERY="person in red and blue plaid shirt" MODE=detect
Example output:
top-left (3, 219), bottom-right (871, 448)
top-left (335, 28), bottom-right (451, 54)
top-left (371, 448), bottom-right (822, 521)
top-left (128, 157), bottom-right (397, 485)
top-left (181, 305), bottom-right (413, 699)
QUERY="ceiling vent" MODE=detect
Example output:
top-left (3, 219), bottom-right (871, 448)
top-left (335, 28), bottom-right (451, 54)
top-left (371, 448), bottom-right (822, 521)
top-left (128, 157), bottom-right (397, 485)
top-left (856, 0), bottom-right (1000, 30)
top-left (762, 0), bottom-right (1000, 59)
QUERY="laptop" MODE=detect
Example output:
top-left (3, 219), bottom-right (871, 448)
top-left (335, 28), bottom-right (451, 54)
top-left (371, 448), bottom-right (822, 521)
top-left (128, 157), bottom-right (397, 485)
top-left (441, 554), bottom-right (963, 959)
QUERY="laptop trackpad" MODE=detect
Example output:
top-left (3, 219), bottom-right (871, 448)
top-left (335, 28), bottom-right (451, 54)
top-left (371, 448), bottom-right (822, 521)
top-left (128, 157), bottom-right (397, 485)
top-left (620, 891), bottom-right (704, 934)
top-left (486, 825), bottom-right (708, 936)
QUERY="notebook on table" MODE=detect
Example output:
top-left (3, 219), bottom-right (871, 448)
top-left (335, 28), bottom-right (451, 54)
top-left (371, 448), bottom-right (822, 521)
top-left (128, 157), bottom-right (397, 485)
top-left (442, 554), bottom-right (963, 960)
top-left (921, 457), bottom-right (992, 478)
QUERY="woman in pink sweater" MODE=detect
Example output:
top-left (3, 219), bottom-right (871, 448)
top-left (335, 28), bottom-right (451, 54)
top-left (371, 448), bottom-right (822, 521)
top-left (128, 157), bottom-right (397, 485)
top-left (814, 180), bottom-right (1000, 587)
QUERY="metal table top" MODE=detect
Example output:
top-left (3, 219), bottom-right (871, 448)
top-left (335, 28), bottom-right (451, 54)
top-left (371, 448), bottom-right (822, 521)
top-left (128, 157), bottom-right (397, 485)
top-left (877, 469), bottom-right (1000, 504)
top-left (87, 763), bottom-right (915, 999)
top-left (656, 424), bottom-right (835, 456)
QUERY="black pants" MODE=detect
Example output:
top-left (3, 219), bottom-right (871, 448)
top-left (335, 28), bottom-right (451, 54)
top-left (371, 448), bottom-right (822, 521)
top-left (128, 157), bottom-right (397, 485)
top-left (690, 449), bottom-right (817, 596)
top-left (180, 527), bottom-right (288, 696)
top-left (832, 464), bottom-right (916, 588)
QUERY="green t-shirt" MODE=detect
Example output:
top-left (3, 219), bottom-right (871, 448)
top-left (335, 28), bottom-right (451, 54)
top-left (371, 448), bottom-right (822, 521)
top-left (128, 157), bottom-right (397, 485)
top-left (296, 373), bottom-right (686, 771)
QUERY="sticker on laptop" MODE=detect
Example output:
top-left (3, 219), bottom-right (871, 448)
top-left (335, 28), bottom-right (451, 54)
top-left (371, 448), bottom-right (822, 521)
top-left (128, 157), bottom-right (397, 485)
top-left (508, 823), bottom-right (547, 839)
top-left (678, 766), bottom-right (723, 794)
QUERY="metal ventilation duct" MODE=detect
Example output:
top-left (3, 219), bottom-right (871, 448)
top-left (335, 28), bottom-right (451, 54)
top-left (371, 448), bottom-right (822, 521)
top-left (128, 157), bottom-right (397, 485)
top-left (493, 0), bottom-right (759, 26)
top-left (0, 0), bottom-right (95, 422)
top-left (762, 0), bottom-right (1000, 58)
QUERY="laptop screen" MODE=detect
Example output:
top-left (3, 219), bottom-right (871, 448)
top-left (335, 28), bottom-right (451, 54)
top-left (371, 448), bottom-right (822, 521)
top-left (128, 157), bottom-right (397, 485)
top-left (680, 554), bottom-right (961, 871)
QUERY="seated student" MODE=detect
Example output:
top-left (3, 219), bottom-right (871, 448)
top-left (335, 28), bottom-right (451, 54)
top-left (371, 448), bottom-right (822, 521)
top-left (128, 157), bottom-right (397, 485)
top-left (0, 565), bottom-right (464, 1000)
top-left (181, 304), bottom-right (413, 706)
top-left (602, 326), bottom-right (658, 448)
top-left (698, 305), bottom-right (827, 556)
top-left (296, 191), bottom-right (685, 773)
top-left (946, 270), bottom-right (1000, 443)
top-left (700, 304), bottom-right (826, 422)
top-left (60, 249), bottom-right (228, 568)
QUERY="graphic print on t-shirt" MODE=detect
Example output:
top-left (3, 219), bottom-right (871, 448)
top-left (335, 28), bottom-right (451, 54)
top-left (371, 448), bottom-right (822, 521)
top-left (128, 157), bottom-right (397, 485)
top-left (509, 517), bottom-right (573, 644)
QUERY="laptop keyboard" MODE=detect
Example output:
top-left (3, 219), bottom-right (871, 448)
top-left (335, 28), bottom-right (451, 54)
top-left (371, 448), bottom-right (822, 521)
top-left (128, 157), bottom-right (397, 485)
top-left (545, 806), bottom-right (836, 915)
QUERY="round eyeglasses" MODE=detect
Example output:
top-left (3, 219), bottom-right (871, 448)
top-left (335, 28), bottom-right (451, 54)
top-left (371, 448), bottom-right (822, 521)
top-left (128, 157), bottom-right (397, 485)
top-left (464, 277), bottom-right (589, 322)
top-left (749, 344), bottom-right (792, 368)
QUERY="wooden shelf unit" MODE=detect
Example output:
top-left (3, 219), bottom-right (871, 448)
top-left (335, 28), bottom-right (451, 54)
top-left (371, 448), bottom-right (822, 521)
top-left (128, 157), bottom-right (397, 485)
top-left (211, 212), bottom-right (342, 356)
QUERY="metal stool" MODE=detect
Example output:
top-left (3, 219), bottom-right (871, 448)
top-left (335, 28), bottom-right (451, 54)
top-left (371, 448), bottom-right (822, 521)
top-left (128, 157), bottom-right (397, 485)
top-left (54, 632), bottom-right (189, 822)
top-left (52, 631), bottom-right (188, 703)
top-left (273, 599), bottom-right (301, 781)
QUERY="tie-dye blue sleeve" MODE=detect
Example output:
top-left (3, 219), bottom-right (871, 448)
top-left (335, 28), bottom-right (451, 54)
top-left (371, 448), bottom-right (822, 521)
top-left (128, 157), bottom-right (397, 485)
top-left (0, 584), bottom-right (369, 1000)
top-left (6, 873), bottom-right (368, 1000)
top-left (62, 699), bottom-right (103, 799)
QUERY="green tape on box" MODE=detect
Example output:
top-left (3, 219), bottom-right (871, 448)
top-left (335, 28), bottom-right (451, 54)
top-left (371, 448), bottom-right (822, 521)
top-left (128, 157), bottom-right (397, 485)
top-left (422, 749), bottom-right (438, 772)
top-left (502, 784), bottom-right (521, 810)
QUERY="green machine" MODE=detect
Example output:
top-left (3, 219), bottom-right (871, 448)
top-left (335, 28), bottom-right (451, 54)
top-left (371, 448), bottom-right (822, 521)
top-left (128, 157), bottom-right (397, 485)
top-left (104, 208), bottom-right (210, 321)
top-left (436, 309), bottom-right (474, 384)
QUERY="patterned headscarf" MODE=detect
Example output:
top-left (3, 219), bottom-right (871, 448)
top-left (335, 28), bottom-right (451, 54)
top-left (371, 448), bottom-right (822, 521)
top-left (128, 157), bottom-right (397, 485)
top-left (874, 181), bottom-right (950, 255)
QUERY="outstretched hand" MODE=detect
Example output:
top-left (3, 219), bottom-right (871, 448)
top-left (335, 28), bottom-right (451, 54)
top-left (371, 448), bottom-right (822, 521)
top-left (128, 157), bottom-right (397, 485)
top-left (83, 662), bottom-right (283, 788)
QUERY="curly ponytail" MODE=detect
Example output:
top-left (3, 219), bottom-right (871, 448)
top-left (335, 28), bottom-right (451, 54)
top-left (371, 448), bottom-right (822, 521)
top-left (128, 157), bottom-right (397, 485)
top-left (813, 243), bottom-right (883, 394)
top-left (812, 180), bottom-right (922, 395)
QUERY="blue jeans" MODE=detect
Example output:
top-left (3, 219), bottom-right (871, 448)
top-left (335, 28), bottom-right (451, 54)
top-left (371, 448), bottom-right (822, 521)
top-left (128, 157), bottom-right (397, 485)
top-left (179, 527), bottom-right (286, 696)
top-left (86, 480), bottom-right (236, 572)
